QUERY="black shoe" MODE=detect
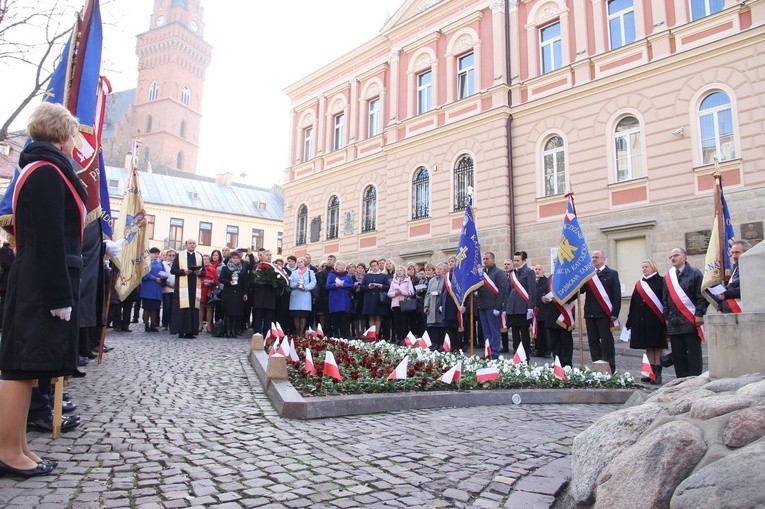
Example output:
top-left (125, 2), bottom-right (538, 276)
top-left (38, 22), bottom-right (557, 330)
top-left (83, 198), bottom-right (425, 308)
top-left (62, 401), bottom-right (77, 414)
top-left (71, 368), bottom-right (86, 378)
top-left (77, 356), bottom-right (89, 366)
top-left (27, 415), bottom-right (80, 432)
top-left (149, 327), bottom-right (159, 333)
top-left (41, 458), bottom-right (58, 468)
top-left (0, 458), bottom-right (55, 478)
top-left (82, 351), bottom-right (97, 359)
top-left (120, 327), bottom-right (132, 332)
top-left (62, 392), bottom-right (70, 401)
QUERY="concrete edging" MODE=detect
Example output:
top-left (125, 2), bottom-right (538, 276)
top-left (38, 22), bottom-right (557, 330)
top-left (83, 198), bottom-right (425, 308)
top-left (248, 350), bottom-right (637, 419)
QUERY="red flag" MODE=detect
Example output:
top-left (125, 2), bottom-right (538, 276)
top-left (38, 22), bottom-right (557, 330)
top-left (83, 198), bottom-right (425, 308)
top-left (476, 367), bottom-right (499, 382)
top-left (289, 339), bottom-right (300, 362)
top-left (387, 356), bottom-right (409, 380)
top-left (641, 354), bottom-right (655, 382)
top-left (305, 348), bottom-right (316, 375)
top-left (484, 339), bottom-right (492, 359)
top-left (362, 326), bottom-right (377, 340)
top-left (322, 351), bottom-right (343, 381)
top-left (439, 361), bottom-right (462, 384)
top-left (553, 356), bottom-right (567, 382)
top-left (316, 323), bottom-right (325, 338)
top-left (513, 342), bottom-right (527, 365)
top-left (442, 332), bottom-right (451, 353)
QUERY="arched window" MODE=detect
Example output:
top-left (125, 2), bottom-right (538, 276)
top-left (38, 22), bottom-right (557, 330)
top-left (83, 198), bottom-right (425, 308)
top-left (148, 81), bottom-right (159, 101)
top-left (181, 85), bottom-right (191, 105)
top-left (412, 167), bottom-right (430, 220)
top-left (176, 151), bottom-right (184, 170)
top-left (453, 155), bottom-right (474, 211)
top-left (296, 204), bottom-right (308, 245)
top-left (543, 136), bottom-right (566, 196)
top-left (361, 186), bottom-right (376, 232)
top-left (145, 115), bottom-right (153, 133)
top-left (699, 91), bottom-right (736, 164)
top-left (179, 120), bottom-right (186, 138)
top-left (614, 116), bottom-right (643, 181)
top-left (326, 195), bottom-right (340, 240)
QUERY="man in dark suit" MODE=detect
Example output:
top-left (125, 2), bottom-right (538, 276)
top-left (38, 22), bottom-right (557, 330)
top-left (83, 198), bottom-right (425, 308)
top-left (720, 240), bottom-right (750, 313)
top-left (581, 250), bottom-right (621, 373)
top-left (505, 251), bottom-right (536, 357)
top-left (533, 264), bottom-right (550, 357)
top-left (476, 252), bottom-right (508, 359)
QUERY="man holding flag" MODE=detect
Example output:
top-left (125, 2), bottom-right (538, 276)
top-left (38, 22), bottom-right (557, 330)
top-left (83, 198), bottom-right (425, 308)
top-left (477, 252), bottom-right (508, 359)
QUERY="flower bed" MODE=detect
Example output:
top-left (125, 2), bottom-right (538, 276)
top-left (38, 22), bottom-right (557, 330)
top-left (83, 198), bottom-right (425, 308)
top-left (268, 335), bottom-right (635, 396)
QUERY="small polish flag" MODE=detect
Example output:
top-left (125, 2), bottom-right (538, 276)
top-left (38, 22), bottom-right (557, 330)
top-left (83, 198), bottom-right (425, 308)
top-left (268, 338), bottom-right (280, 356)
top-left (304, 348), bottom-right (316, 375)
top-left (404, 331), bottom-right (417, 347)
top-left (276, 322), bottom-right (285, 338)
top-left (264, 329), bottom-right (272, 342)
top-left (418, 330), bottom-right (432, 349)
top-left (316, 323), bottom-right (325, 338)
top-left (484, 339), bottom-right (492, 359)
top-left (387, 356), bottom-right (409, 380)
top-left (270, 322), bottom-right (279, 338)
top-left (438, 361), bottom-right (462, 384)
top-left (442, 333), bottom-right (451, 353)
top-left (277, 338), bottom-right (290, 357)
top-left (289, 339), bottom-right (300, 362)
top-left (476, 367), bottom-right (500, 382)
top-left (306, 326), bottom-right (315, 337)
top-left (553, 356), bottom-right (567, 382)
top-left (362, 326), bottom-right (377, 340)
top-left (641, 354), bottom-right (656, 382)
top-left (322, 351), bottom-right (343, 381)
top-left (513, 342), bottom-right (527, 365)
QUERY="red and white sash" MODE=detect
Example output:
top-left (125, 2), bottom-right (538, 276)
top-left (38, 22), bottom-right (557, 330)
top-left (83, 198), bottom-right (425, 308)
top-left (667, 268), bottom-right (705, 340)
top-left (483, 271), bottom-right (499, 296)
top-left (635, 280), bottom-right (664, 324)
top-left (531, 307), bottom-right (539, 339)
top-left (555, 300), bottom-right (575, 331)
top-left (587, 273), bottom-right (619, 329)
top-left (509, 270), bottom-right (529, 302)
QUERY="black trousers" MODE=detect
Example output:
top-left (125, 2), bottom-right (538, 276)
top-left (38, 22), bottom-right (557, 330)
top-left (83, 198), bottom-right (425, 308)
top-left (670, 332), bottom-right (703, 378)
top-left (162, 293), bottom-right (174, 327)
top-left (547, 327), bottom-right (573, 368)
top-left (535, 321), bottom-right (549, 355)
top-left (586, 317), bottom-right (616, 372)
top-left (329, 311), bottom-right (349, 339)
top-left (511, 325), bottom-right (531, 358)
top-left (426, 326), bottom-right (445, 351)
top-left (252, 307), bottom-right (273, 338)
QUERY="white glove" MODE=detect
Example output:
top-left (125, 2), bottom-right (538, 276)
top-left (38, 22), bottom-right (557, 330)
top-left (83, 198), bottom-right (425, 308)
top-left (526, 309), bottom-right (534, 320)
top-left (438, 306), bottom-right (443, 314)
top-left (104, 239), bottom-right (123, 257)
top-left (493, 309), bottom-right (500, 317)
top-left (50, 307), bottom-right (72, 321)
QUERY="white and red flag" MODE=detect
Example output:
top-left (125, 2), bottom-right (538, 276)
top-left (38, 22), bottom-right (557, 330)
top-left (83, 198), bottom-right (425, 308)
top-left (443, 333), bottom-right (451, 353)
top-left (277, 338), bottom-right (290, 357)
top-left (304, 348), bottom-right (316, 375)
top-left (418, 330), bottom-right (432, 349)
top-left (387, 356), bottom-right (409, 380)
top-left (641, 354), bottom-right (656, 382)
top-left (264, 329), bottom-right (272, 342)
top-left (439, 361), bottom-right (462, 384)
top-left (476, 367), bottom-right (499, 382)
top-left (484, 339), bottom-right (492, 359)
top-left (316, 323), bottom-right (325, 338)
top-left (276, 322), bottom-right (285, 338)
top-left (513, 342), bottom-right (527, 365)
top-left (289, 339), bottom-right (300, 362)
top-left (362, 326), bottom-right (377, 340)
top-left (322, 351), bottom-right (343, 381)
top-left (270, 322), bottom-right (279, 338)
top-left (306, 326), bottom-right (315, 337)
top-left (404, 331), bottom-right (417, 347)
top-left (268, 338), bottom-right (280, 357)
top-left (553, 356), bottom-right (567, 382)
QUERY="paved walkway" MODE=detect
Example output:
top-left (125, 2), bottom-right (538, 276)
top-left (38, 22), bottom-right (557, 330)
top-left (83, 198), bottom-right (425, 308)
top-left (0, 328), bottom-right (695, 508)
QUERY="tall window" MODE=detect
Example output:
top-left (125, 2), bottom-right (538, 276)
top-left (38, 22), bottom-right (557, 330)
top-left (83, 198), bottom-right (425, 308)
top-left (181, 85), bottom-right (191, 105)
top-left (326, 195), bottom-right (340, 239)
top-left (417, 70), bottom-right (432, 114)
top-left (176, 151), bottom-right (183, 170)
top-left (296, 205), bottom-right (308, 245)
top-left (412, 167), bottom-right (430, 220)
top-left (699, 91), bottom-right (736, 164)
top-left (457, 52), bottom-right (475, 99)
top-left (453, 155), bottom-right (474, 211)
top-left (179, 120), bottom-right (186, 138)
top-left (540, 22), bottom-right (562, 74)
top-left (543, 136), bottom-right (566, 196)
top-left (361, 186), bottom-right (376, 232)
top-left (303, 126), bottom-right (313, 161)
top-left (608, 0), bottom-right (636, 49)
top-left (690, 0), bottom-right (724, 20)
top-left (226, 225), bottom-right (239, 249)
top-left (251, 228), bottom-right (264, 250)
top-left (146, 115), bottom-right (153, 133)
top-left (198, 221), bottom-right (212, 246)
top-left (614, 116), bottom-right (643, 181)
top-left (145, 214), bottom-right (155, 239)
top-left (276, 232), bottom-right (283, 255)
top-left (333, 113), bottom-right (345, 150)
top-left (368, 97), bottom-right (381, 137)
top-left (169, 218), bottom-right (184, 250)
top-left (148, 81), bottom-right (159, 101)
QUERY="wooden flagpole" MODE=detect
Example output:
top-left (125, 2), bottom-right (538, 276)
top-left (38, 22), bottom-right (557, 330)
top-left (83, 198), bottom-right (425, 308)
top-left (577, 290), bottom-right (584, 367)
top-left (97, 269), bottom-right (114, 364)
top-left (469, 294), bottom-right (475, 357)
top-left (713, 161), bottom-right (727, 287)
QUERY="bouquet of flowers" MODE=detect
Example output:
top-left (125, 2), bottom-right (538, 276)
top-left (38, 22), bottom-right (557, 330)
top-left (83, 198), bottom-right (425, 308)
top-left (252, 262), bottom-right (290, 292)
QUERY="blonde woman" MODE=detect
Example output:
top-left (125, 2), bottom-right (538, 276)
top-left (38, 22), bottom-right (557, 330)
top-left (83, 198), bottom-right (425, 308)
top-left (626, 260), bottom-right (667, 384)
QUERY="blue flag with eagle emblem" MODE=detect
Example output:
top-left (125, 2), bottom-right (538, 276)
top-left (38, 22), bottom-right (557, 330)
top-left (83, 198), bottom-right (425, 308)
top-left (551, 193), bottom-right (596, 304)
top-left (450, 200), bottom-right (484, 308)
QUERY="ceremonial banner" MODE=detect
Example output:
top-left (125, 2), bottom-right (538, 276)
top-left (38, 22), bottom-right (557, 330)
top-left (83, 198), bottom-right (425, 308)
top-left (551, 193), bottom-right (596, 303)
top-left (451, 202), bottom-right (484, 308)
top-left (112, 165), bottom-right (150, 301)
top-left (701, 176), bottom-right (737, 310)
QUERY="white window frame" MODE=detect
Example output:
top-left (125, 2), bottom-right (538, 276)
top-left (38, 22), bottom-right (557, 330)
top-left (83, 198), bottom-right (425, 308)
top-left (698, 91), bottom-right (736, 164)
top-left (303, 126), bottom-right (313, 161)
top-left (181, 85), bottom-right (191, 105)
top-left (607, 0), bottom-right (636, 50)
top-left (148, 81), bottom-right (159, 101)
top-left (368, 97), bottom-right (381, 137)
top-left (613, 116), bottom-right (643, 182)
top-left (690, 0), bottom-right (725, 21)
top-left (326, 195), bottom-right (340, 240)
top-left (540, 22), bottom-right (562, 74)
top-left (542, 135), bottom-right (566, 197)
top-left (457, 52), bottom-right (475, 100)
top-left (333, 113), bottom-right (345, 151)
top-left (417, 70), bottom-right (432, 114)
top-left (296, 205), bottom-right (308, 245)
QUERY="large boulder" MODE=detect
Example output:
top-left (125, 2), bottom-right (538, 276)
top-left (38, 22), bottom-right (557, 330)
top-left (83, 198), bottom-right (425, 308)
top-left (723, 403), bottom-right (765, 448)
top-left (688, 395), bottom-right (754, 420)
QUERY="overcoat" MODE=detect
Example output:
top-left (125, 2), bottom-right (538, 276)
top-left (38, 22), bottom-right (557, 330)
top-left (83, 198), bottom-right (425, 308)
top-left (220, 262), bottom-right (250, 316)
top-left (626, 273), bottom-right (668, 350)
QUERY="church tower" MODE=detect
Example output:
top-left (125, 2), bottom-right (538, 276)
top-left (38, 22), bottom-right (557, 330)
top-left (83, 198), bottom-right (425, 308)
top-left (132, 0), bottom-right (212, 173)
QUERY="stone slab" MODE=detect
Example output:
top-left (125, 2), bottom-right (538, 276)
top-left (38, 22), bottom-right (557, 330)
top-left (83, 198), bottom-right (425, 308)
top-left (248, 350), bottom-right (636, 420)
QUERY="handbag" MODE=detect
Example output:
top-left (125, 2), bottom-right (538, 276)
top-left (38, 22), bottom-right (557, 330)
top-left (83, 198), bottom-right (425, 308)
top-left (399, 298), bottom-right (417, 313)
top-left (379, 292), bottom-right (390, 305)
top-left (660, 352), bottom-right (673, 368)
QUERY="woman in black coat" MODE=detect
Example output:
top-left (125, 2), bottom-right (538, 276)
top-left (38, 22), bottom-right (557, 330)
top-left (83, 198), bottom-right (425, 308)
top-left (626, 260), bottom-right (667, 383)
top-left (361, 260), bottom-right (389, 339)
top-left (219, 251), bottom-right (250, 338)
top-left (0, 103), bottom-right (87, 477)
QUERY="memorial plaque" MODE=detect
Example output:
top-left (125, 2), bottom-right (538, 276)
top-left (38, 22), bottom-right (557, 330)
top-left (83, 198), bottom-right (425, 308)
top-left (344, 210), bottom-right (355, 235)
top-left (310, 216), bottom-right (321, 243)
top-left (685, 229), bottom-right (711, 255)
top-left (740, 221), bottom-right (763, 246)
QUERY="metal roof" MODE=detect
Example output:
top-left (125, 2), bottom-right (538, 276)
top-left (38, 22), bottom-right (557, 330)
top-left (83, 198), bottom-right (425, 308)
top-left (104, 165), bottom-right (283, 221)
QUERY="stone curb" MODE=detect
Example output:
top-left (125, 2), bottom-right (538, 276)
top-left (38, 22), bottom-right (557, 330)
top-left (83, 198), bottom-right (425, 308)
top-left (247, 350), bottom-right (637, 420)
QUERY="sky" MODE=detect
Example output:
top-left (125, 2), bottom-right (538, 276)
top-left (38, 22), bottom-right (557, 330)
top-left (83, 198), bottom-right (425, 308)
top-left (1, 0), bottom-right (406, 187)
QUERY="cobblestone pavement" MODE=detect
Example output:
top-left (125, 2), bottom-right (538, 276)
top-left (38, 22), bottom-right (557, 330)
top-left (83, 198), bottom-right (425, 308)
top-left (1, 327), bottom-right (685, 509)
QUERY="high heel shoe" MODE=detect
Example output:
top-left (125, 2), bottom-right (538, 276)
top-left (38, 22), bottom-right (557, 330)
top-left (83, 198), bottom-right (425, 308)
top-left (0, 458), bottom-right (55, 478)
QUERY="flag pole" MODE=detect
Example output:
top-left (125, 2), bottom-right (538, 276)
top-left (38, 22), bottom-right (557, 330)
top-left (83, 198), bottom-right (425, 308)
top-left (97, 269), bottom-right (114, 364)
top-left (577, 290), bottom-right (584, 367)
top-left (469, 294), bottom-right (475, 357)
top-left (713, 160), bottom-right (727, 287)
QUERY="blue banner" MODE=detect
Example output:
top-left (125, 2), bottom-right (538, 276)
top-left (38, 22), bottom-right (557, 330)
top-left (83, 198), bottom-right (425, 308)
top-left (451, 203), bottom-right (484, 307)
top-left (551, 193), bottom-right (595, 303)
